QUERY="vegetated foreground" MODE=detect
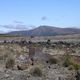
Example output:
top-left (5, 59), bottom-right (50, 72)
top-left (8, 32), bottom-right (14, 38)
top-left (0, 36), bottom-right (80, 80)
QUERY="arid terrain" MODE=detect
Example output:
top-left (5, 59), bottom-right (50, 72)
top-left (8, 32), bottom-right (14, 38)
top-left (0, 35), bottom-right (80, 80)
top-left (0, 0), bottom-right (80, 79)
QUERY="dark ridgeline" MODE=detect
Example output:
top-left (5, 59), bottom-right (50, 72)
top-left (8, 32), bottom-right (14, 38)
top-left (7, 26), bottom-right (80, 36)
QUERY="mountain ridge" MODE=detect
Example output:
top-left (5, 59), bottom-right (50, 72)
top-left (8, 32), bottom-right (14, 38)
top-left (7, 25), bottom-right (80, 36)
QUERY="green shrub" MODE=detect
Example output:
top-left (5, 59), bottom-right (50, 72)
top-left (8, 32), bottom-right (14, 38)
top-left (68, 62), bottom-right (80, 70)
top-left (63, 54), bottom-right (72, 67)
top-left (63, 54), bottom-right (80, 70)
top-left (73, 63), bottom-right (80, 70)
top-left (63, 58), bottom-right (72, 67)
top-left (68, 65), bottom-right (75, 70)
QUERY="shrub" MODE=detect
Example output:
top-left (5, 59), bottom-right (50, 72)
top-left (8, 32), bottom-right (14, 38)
top-left (5, 57), bottom-right (15, 69)
top-left (63, 58), bottom-right (71, 67)
top-left (63, 54), bottom-right (80, 70)
top-left (63, 54), bottom-right (72, 67)
top-left (67, 62), bottom-right (80, 70)
top-left (30, 67), bottom-right (42, 77)
top-left (73, 63), bottom-right (80, 70)
top-left (68, 65), bottom-right (75, 70)
top-left (49, 57), bottom-right (58, 64)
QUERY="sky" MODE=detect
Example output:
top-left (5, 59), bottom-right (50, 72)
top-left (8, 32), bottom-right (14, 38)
top-left (0, 0), bottom-right (80, 33)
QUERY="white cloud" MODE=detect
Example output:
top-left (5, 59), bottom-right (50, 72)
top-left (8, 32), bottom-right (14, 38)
top-left (0, 21), bottom-right (36, 33)
top-left (2, 24), bottom-right (28, 30)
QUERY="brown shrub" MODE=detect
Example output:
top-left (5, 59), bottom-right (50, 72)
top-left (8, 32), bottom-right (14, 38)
top-left (5, 57), bottom-right (15, 69)
top-left (30, 67), bottom-right (42, 77)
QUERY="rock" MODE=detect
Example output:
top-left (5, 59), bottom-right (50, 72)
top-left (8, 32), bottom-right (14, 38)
top-left (18, 55), bottom-right (26, 61)
top-left (4, 74), bottom-right (9, 78)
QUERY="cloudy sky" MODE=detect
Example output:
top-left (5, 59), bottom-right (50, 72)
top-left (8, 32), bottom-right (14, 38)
top-left (0, 0), bottom-right (80, 33)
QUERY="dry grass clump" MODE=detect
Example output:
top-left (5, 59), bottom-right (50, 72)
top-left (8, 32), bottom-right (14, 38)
top-left (48, 57), bottom-right (58, 64)
top-left (5, 57), bottom-right (15, 69)
top-left (30, 66), bottom-right (42, 77)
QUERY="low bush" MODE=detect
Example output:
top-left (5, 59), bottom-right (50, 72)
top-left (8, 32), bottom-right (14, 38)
top-left (5, 57), bottom-right (15, 69)
top-left (49, 57), bottom-right (58, 64)
top-left (63, 54), bottom-right (80, 70)
top-left (63, 54), bottom-right (73, 67)
top-left (30, 67), bottom-right (42, 77)
top-left (68, 65), bottom-right (75, 70)
top-left (73, 63), bottom-right (80, 70)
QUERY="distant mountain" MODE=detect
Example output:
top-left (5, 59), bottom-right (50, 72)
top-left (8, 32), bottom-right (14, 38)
top-left (7, 26), bottom-right (80, 36)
